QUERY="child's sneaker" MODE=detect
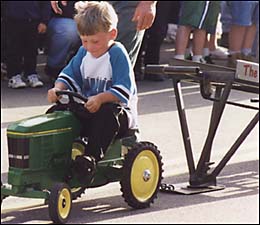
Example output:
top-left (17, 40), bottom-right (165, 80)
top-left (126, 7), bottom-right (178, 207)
top-left (8, 74), bottom-right (27, 88)
top-left (27, 74), bottom-right (43, 88)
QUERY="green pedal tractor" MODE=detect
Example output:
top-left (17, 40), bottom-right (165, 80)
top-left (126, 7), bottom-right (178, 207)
top-left (1, 90), bottom-right (164, 224)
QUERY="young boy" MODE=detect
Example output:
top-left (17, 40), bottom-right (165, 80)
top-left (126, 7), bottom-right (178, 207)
top-left (47, 1), bottom-right (138, 176)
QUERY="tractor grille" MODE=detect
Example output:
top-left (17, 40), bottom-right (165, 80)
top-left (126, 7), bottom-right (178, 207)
top-left (8, 137), bottom-right (30, 168)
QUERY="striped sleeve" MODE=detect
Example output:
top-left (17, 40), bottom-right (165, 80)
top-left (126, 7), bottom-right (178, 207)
top-left (55, 46), bottom-right (85, 94)
top-left (108, 43), bottom-right (135, 105)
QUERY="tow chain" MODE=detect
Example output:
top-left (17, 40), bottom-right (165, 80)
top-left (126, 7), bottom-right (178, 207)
top-left (159, 183), bottom-right (175, 193)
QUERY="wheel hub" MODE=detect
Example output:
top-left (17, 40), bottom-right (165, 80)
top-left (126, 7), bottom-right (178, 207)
top-left (143, 169), bottom-right (151, 181)
top-left (62, 198), bottom-right (66, 208)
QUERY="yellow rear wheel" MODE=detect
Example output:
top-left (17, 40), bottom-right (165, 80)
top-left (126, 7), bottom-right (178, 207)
top-left (120, 142), bottom-right (163, 209)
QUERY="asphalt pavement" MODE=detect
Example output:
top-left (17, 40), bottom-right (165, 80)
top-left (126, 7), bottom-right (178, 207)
top-left (1, 41), bottom-right (259, 224)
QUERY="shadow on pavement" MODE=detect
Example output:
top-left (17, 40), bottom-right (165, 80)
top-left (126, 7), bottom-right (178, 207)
top-left (1, 159), bottom-right (258, 224)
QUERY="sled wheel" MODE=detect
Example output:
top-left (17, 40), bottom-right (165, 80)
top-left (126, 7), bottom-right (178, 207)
top-left (49, 183), bottom-right (72, 224)
top-left (71, 139), bottom-right (87, 200)
top-left (120, 142), bottom-right (163, 209)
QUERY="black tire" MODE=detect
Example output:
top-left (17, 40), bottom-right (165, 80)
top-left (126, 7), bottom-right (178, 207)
top-left (120, 142), bottom-right (163, 209)
top-left (48, 183), bottom-right (72, 224)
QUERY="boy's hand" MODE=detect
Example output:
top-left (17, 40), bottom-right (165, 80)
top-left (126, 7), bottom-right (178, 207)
top-left (47, 88), bottom-right (61, 103)
top-left (85, 95), bottom-right (102, 113)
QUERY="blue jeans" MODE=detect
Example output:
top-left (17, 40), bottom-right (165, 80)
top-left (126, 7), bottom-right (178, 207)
top-left (46, 17), bottom-right (81, 73)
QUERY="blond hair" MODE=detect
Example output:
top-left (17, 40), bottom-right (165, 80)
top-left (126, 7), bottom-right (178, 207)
top-left (74, 1), bottom-right (118, 35)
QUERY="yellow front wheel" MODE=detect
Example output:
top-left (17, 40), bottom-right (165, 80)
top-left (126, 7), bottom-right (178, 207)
top-left (120, 142), bottom-right (163, 209)
top-left (49, 183), bottom-right (72, 224)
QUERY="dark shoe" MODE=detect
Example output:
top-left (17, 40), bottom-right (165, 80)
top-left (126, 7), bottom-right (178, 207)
top-left (204, 55), bottom-right (215, 64)
top-left (185, 53), bottom-right (192, 60)
top-left (144, 73), bottom-right (165, 81)
top-left (227, 53), bottom-right (242, 68)
top-left (74, 155), bottom-right (96, 184)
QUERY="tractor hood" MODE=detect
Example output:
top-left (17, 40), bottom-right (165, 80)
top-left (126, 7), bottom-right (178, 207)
top-left (7, 111), bottom-right (80, 137)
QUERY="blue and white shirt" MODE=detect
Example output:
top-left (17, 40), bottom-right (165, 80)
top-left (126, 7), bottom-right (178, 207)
top-left (56, 42), bottom-right (138, 129)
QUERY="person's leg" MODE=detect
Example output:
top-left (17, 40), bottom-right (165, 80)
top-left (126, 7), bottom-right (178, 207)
top-left (192, 28), bottom-right (206, 62)
top-left (73, 103), bottom-right (127, 182)
top-left (23, 21), bottom-right (38, 78)
top-left (5, 21), bottom-right (24, 79)
top-left (141, 2), bottom-right (169, 81)
top-left (144, 2), bottom-right (169, 66)
top-left (133, 32), bottom-right (147, 81)
top-left (251, 2), bottom-right (259, 60)
top-left (174, 25), bottom-right (192, 59)
top-left (1, 19), bottom-right (7, 67)
top-left (23, 21), bottom-right (44, 87)
top-left (203, 34), bottom-right (214, 64)
top-left (5, 20), bottom-right (27, 88)
top-left (251, 23), bottom-right (259, 61)
top-left (142, 28), bottom-right (165, 81)
top-left (46, 17), bottom-right (81, 78)
top-left (219, 1), bottom-right (232, 48)
top-left (86, 103), bottom-right (128, 161)
top-left (227, 24), bottom-right (247, 67)
top-left (227, 1), bottom-right (257, 66)
top-left (229, 25), bottom-right (247, 53)
top-left (242, 24), bottom-right (257, 54)
top-left (114, 4), bottom-right (145, 66)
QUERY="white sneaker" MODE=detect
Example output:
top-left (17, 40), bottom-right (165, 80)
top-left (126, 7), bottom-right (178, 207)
top-left (210, 47), bottom-right (228, 59)
top-left (8, 74), bottom-right (27, 88)
top-left (27, 74), bottom-right (43, 88)
top-left (192, 55), bottom-right (206, 64)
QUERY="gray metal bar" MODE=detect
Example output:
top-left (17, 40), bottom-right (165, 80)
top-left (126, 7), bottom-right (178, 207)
top-left (194, 81), bottom-right (233, 178)
top-left (172, 79), bottom-right (196, 175)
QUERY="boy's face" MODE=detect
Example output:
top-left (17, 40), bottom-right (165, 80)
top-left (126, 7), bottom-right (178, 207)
top-left (80, 29), bottom-right (117, 58)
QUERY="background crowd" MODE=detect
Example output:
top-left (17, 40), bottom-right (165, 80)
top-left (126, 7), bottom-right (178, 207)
top-left (1, 1), bottom-right (259, 88)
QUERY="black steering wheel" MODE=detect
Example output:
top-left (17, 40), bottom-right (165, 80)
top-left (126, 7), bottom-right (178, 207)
top-left (46, 90), bottom-right (88, 114)
top-left (56, 90), bottom-right (88, 103)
